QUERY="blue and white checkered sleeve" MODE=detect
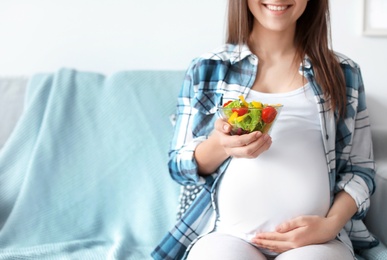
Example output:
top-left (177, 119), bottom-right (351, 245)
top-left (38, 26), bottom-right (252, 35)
top-left (168, 59), bottom-right (208, 186)
top-left (335, 64), bottom-right (376, 219)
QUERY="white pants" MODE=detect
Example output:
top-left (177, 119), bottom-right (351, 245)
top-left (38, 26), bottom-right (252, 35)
top-left (186, 232), bottom-right (354, 260)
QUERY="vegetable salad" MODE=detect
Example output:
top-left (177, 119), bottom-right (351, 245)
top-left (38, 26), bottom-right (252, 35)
top-left (220, 95), bottom-right (282, 135)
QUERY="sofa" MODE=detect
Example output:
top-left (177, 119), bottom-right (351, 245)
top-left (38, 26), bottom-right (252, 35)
top-left (0, 69), bottom-right (386, 259)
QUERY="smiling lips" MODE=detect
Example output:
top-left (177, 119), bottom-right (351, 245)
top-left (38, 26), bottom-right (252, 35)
top-left (265, 4), bottom-right (290, 11)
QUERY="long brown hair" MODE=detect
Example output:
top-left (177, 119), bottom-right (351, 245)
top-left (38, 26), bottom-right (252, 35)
top-left (226, 0), bottom-right (346, 118)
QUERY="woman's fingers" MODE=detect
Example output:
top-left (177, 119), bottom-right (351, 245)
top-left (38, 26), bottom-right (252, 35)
top-left (244, 133), bottom-right (271, 158)
top-left (224, 132), bottom-right (271, 158)
top-left (214, 118), bottom-right (272, 158)
top-left (214, 118), bottom-right (231, 133)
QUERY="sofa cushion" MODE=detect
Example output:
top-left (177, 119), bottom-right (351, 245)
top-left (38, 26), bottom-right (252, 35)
top-left (0, 76), bottom-right (28, 150)
top-left (365, 161), bottom-right (387, 246)
top-left (0, 69), bottom-right (184, 258)
top-left (359, 240), bottom-right (387, 260)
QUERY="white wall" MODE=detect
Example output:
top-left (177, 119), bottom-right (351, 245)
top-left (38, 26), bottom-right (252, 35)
top-left (0, 0), bottom-right (386, 128)
top-left (0, 0), bottom-right (227, 74)
top-left (330, 1), bottom-right (387, 130)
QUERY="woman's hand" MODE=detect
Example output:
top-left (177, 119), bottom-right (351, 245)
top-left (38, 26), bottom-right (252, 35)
top-left (251, 215), bottom-right (338, 254)
top-left (251, 192), bottom-right (357, 254)
top-left (195, 118), bottom-right (272, 175)
top-left (213, 118), bottom-right (272, 159)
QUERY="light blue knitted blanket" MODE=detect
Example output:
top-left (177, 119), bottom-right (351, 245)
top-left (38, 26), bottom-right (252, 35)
top-left (0, 68), bottom-right (182, 259)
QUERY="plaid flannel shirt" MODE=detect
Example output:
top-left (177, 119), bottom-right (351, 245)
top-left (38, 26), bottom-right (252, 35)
top-left (152, 44), bottom-right (378, 260)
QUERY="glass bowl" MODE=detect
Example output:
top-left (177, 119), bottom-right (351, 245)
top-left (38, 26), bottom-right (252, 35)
top-left (217, 104), bottom-right (283, 135)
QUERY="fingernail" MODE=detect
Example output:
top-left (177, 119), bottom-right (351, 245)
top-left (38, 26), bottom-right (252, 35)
top-left (223, 125), bottom-right (229, 131)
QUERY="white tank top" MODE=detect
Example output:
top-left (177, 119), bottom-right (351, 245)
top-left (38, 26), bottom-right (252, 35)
top-left (216, 84), bottom-right (330, 246)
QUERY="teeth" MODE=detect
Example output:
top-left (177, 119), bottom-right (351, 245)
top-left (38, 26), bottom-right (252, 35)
top-left (266, 5), bottom-right (288, 11)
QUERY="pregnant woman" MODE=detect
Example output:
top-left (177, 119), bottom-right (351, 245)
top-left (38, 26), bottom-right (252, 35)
top-left (152, 0), bottom-right (376, 259)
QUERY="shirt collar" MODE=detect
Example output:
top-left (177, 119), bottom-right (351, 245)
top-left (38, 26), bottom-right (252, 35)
top-left (229, 44), bottom-right (314, 80)
top-left (299, 56), bottom-right (313, 76)
top-left (229, 44), bottom-right (313, 70)
top-left (229, 44), bottom-right (257, 65)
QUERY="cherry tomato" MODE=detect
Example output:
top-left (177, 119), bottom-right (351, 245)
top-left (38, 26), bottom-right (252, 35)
top-left (232, 107), bottom-right (248, 116)
top-left (261, 106), bottom-right (277, 123)
top-left (223, 100), bottom-right (233, 107)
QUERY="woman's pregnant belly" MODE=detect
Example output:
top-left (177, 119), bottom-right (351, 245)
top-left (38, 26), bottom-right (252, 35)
top-left (216, 130), bottom-right (330, 239)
